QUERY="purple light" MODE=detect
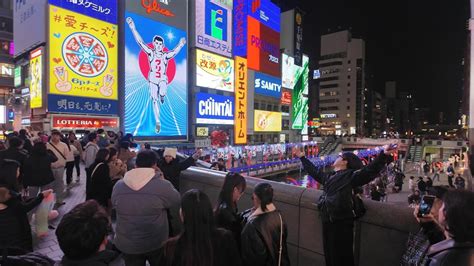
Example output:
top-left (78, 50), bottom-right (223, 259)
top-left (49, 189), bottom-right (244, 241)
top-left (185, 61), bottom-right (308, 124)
top-left (9, 42), bottom-right (14, 56)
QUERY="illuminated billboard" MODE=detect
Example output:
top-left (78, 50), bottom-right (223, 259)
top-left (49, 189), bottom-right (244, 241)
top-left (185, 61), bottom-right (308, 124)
top-left (48, 4), bottom-right (118, 114)
top-left (291, 55), bottom-right (309, 129)
top-left (196, 92), bottom-right (234, 125)
top-left (282, 54), bottom-right (309, 93)
top-left (235, 56), bottom-right (247, 144)
top-left (124, 11), bottom-right (188, 138)
top-left (234, 0), bottom-right (280, 57)
top-left (52, 115), bottom-right (119, 129)
top-left (30, 48), bottom-right (43, 109)
top-left (0, 105), bottom-right (5, 124)
top-left (196, 49), bottom-right (234, 92)
top-left (254, 110), bottom-right (282, 132)
top-left (195, 0), bottom-right (232, 57)
top-left (126, 0), bottom-right (188, 30)
top-left (14, 66), bottom-right (21, 87)
top-left (247, 17), bottom-right (280, 77)
top-left (281, 90), bottom-right (291, 105)
top-left (48, 0), bottom-right (117, 23)
top-left (254, 71), bottom-right (281, 98)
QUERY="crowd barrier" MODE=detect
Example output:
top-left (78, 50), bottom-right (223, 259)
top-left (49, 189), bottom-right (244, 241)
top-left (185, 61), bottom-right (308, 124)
top-left (180, 167), bottom-right (419, 266)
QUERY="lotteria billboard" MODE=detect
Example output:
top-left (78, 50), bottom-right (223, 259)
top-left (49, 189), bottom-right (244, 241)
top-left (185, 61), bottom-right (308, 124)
top-left (196, 49), bottom-right (234, 92)
top-left (195, 0), bottom-right (232, 57)
top-left (52, 115), bottom-right (119, 129)
top-left (196, 92), bottom-right (234, 125)
top-left (255, 72), bottom-right (281, 98)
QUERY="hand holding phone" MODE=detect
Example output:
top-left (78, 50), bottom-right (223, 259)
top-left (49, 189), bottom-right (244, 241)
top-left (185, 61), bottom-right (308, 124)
top-left (417, 195), bottom-right (436, 217)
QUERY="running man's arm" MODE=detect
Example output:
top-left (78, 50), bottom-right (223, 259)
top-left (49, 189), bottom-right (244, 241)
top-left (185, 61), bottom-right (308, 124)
top-left (126, 17), bottom-right (152, 55)
top-left (165, 37), bottom-right (186, 60)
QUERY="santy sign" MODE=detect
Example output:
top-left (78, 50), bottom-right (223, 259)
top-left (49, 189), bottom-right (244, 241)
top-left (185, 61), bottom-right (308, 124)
top-left (52, 116), bottom-right (119, 129)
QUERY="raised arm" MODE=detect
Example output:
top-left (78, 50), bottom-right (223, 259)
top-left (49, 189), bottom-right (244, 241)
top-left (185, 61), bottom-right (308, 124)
top-left (126, 17), bottom-right (152, 55)
top-left (351, 144), bottom-right (397, 187)
top-left (165, 37), bottom-right (186, 60)
top-left (295, 148), bottom-right (328, 184)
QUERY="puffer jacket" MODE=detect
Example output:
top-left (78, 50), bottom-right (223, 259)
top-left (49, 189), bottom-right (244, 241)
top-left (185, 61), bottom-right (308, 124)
top-left (425, 239), bottom-right (474, 266)
top-left (300, 152), bottom-right (391, 223)
top-left (241, 206), bottom-right (290, 266)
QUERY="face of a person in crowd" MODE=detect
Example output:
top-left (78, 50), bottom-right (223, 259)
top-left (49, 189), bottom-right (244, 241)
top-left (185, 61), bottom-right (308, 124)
top-left (233, 186), bottom-right (244, 203)
top-left (164, 155), bottom-right (173, 164)
top-left (69, 133), bottom-right (76, 140)
top-left (333, 155), bottom-right (348, 169)
top-left (52, 134), bottom-right (61, 142)
top-left (252, 193), bottom-right (261, 209)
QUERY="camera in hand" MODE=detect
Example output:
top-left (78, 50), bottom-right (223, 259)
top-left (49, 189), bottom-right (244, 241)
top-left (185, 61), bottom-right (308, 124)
top-left (417, 195), bottom-right (435, 217)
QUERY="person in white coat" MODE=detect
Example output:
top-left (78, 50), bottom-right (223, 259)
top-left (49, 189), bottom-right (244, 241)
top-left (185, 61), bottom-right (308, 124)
top-left (46, 130), bottom-right (70, 206)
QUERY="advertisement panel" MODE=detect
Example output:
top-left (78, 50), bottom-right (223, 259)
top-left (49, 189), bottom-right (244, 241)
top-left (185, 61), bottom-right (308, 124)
top-left (281, 90), bottom-right (291, 105)
top-left (14, 66), bottom-right (21, 87)
top-left (247, 17), bottom-right (280, 76)
top-left (282, 54), bottom-right (309, 92)
top-left (195, 0), bottom-right (232, 57)
top-left (48, 0), bottom-right (117, 23)
top-left (294, 8), bottom-right (304, 66)
top-left (254, 110), bottom-right (282, 132)
top-left (49, 5), bottom-right (118, 102)
top-left (196, 92), bottom-right (234, 125)
top-left (0, 64), bottom-right (14, 78)
top-left (125, 0), bottom-right (187, 30)
top-left (291, 59), bottom-right (309, 129)
top-left (196, 49), bottom-right (234, 92)
top-left (233, 0), bottom-right (280, 57)
top-left (124, 12), bottom-right (188, 138)
top-left (196, 127), bottom-right (209, 137)
top-left (234, 56), bottom-right (247, 144)
top-left (30, 47), bottom-right (43, 109)
top-left (48, 94), bottom-right (118, 115)
top-left (52, 115), bottom-right (119, 129)
top-left (14, 0), bottom-right (47, 57)
top-left (255, 71), bottom-right (281, 98)
top-left (0, 105), bottom-right (5, 124)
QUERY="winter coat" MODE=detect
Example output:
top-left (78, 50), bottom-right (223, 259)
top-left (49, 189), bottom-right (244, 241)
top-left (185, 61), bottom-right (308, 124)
top-left (86, 162), bottom-right (112, 208)
top-left (158, 156), bottom-right (195, 190)
top-left (426, 239), bottom-right (474, 266)
top-left (215, 202), bottom-right (243, 248)
top-left (300, 152), bottom-right (390, 223)
top-left (59, 250), bottom-right (120, 266)
top-left (83, 142), bottom-right (99, 169)
top-left (22, 151), bottom-right (57, 187)
top-left (241, 206), bottom-right (290, 266)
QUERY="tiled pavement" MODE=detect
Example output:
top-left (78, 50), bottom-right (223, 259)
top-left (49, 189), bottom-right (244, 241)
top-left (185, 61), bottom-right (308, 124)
top-left (33, 167), bottom-right (87, 262)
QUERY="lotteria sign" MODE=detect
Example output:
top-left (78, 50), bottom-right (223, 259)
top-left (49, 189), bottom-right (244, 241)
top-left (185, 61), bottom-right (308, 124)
top-left (52, 115), bottom-right (119, 129)
top-left (255, 72), bottom-right (281, 98)
top-left (196, 92), bottom-right (234, 125)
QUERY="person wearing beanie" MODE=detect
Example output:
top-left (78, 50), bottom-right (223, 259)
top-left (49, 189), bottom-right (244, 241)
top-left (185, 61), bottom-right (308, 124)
top-left (157, 148), bottom-right (201, 191)
top-left (295, 143), bottom-right (397, 266)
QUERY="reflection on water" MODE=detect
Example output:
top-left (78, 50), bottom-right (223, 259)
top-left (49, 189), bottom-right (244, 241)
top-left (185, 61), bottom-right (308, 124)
top-left (266, 171), bottom-right (320, 189)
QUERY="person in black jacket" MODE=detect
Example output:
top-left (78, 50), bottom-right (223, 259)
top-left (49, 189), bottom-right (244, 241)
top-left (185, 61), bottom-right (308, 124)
top-left (241, 183), bottom-right (290, 266)
top-left (0, 137), bottom-right (28, 189)
top-left (159, 189), bottom-right (242, 266)
top-left (0, 184), bottom-right (52, 254)
top-left (158, 148), bottom-right (201, 191)
top-left (23, 142), bottom-right (57, 195)
top-left (18, 129), bottom-right (32, 154)
top-left (86, 149), bottom-right (113, 209)
top-left (215, 172), bottom-right (246, 247)
top-left (296, 144), bottom-right (397, 266)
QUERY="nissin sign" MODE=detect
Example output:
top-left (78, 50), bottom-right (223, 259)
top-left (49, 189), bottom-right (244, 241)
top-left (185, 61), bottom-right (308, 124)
top-left (233, 0), bottom-right (280, 57)
top-left (196, 92), bottom-right (235, 125)
top-left (255, 72), bottom-right (281, 98)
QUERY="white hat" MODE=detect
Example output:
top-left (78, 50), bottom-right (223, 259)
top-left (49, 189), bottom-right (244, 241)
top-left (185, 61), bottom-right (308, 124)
top-left (163, 148), bottom-right (177, 159)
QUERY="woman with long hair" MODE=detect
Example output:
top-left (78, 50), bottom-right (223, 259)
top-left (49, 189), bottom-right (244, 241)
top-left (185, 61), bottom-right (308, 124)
top-left (241, 183), bottom-right (290, 266)
top-left (159, 189), bottom-right (241, 266)
top-left (86, 149), bottom-right (112, 208)
top-left (107, 147), bottom-right (127, 183)
top-left (215, 172), bottom-right (246, 246)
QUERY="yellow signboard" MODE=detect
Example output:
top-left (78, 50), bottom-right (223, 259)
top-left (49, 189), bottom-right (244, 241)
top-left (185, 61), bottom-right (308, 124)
top-left (254, 110), bottom-right (282, 132)
top-left (30, 47), bottom-right (43, 108)
top-left (49, 5), bottom-right (117, 100)
top-left (234, 57), bottom-right (247, 144)
top-left (196, 127), bottom-right (209, 137)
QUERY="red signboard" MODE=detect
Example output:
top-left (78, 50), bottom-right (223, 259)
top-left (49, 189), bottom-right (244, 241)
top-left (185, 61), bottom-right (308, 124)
top-left (281, 90), bottom-right (291, 105)
top-left (247, 16), bottom-right (280, 77)
top-left (52, 115), bottom-right (119, 129)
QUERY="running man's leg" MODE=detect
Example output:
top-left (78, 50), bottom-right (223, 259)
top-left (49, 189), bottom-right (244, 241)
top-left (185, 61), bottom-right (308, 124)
top-left (158, 80), bottom-right (167, 104)
top-left (149, 82), bottom-right (161, 133)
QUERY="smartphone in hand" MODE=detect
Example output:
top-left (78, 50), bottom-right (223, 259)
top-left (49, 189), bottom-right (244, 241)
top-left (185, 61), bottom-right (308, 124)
top-left (417, 195), bottom-right (436, 217)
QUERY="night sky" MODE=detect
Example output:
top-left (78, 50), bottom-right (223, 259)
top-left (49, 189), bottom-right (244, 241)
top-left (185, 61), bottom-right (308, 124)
top-left (275, 0), bottom-right (470, 124)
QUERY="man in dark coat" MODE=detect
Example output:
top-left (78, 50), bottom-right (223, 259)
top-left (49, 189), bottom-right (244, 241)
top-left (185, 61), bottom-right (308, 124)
top-left (157, 148), bottom-right (201, 191)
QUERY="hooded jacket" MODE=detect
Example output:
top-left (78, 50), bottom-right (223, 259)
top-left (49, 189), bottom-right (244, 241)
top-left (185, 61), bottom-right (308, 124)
top-left (59, 250), bottom-right (119, 266)
top-left (111, 168), bottom-right (181, 254)
top-left (300, 152), bottom-right (390, 223)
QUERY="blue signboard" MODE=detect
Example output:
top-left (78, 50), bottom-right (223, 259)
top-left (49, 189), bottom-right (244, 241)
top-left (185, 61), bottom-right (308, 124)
top-left (48, 94), bottom-right (118, 115)
top-left (196, 92), bottom-right (234, 125)
top-left (233, 0), bottom-right (280, 57)
top-left (48, 0), bottom-right (118, 24)
top-left (255, 72), bottom-right (282, 98)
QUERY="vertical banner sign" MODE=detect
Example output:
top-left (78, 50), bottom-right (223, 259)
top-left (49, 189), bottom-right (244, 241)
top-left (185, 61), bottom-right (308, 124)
top-left (294, 8), bottom-right (303, 66)
top-left (291, 55), bottom-right (309, 129)
top-left (30, 47), bottom-right (43, 109)
top-left (195, 0), bottom-right (233, 57)
top-left (14, 66), bottom-right (21, 87)
top-left (235, 57), bottom-right (247, 144)
top-left (48, 2), bottom-right (118, 115)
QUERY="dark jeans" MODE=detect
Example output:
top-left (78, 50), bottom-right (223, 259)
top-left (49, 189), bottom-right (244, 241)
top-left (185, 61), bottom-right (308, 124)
top-left (122, 249), bottom-right (161, 266)
top-left (74, 155), bottom-right (81, 178)
top-left (448, 175), bottom-right (454, 188)
top-left (65, 161), bottom-right (75, 185)
top-left (322, 220), bottom-right (355, 266)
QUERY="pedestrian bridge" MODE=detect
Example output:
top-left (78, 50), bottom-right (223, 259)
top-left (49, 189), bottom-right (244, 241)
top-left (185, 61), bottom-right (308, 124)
top-left (180, 167), bottom-right (419, 266)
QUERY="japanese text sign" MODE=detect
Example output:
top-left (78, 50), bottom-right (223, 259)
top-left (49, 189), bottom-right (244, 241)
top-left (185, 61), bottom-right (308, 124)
top-left (196, 49), bottom-right (234, 92)
top-left (196, 0), bottom-right (232, 57)
top-left (234, 56), bottom-right (247, 144)
top-left (48, 94), bottom-right (118, 115)
top-left (48, 0), bottom-right (117, 24)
